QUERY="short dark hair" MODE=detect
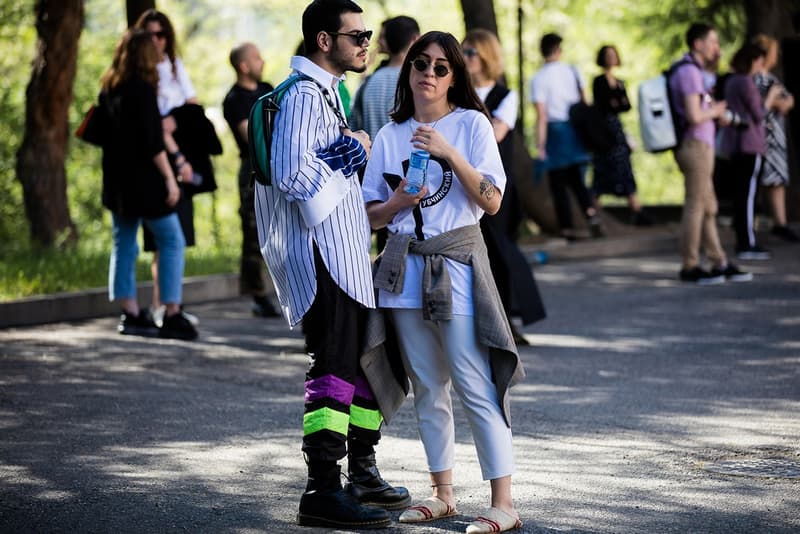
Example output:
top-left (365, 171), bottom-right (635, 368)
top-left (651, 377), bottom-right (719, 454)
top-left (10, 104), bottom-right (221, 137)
top-left (302, 0), bottom-right (363, 56)
top-left (686, 22), bottom-right (715, 50)
top-left (596, 45), bottom-right (620, 68)
top-left (383, 16), bottom-right (419, 56)
top-left (540, 33), bottom-right (562, 58)
top-left (390, 31), bottom-right (486, 124)
top-left (730, 42), bottom-right (766, 74)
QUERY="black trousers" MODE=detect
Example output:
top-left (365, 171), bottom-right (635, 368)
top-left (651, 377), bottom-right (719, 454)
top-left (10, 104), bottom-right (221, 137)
top-left (237, 159), bottom-right (268, 295)
top-left (548, 164), bottom-right (594, 230)
top-left (301, 247), bottom-right (381, 465)
top-left (729, 153), bottom-right (760, 250)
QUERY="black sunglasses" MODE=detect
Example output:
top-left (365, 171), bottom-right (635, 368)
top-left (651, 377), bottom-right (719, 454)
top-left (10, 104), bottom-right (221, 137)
top-left (148, 30), bottom-right (166, 39)
top-left (411, 58), bottom-right (451, 78)
top-left (327, 30), bottom-right (372, 47)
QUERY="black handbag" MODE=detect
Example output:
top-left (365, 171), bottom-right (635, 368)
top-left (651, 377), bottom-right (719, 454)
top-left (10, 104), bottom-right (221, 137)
top-left (74, 103), bottom-right (108, 147)
top-left (568, 68), bottom-right (614, 153)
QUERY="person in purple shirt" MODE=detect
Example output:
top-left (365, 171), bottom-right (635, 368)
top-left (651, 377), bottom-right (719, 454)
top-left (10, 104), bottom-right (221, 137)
top-left (719, 43), bottom-right (785, 260)
top-left (669, 22), bottom-right (752, 285)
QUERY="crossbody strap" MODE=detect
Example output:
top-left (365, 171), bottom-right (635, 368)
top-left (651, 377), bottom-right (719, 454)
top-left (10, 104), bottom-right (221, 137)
top-left (571, 66), bottom-right (586, 104)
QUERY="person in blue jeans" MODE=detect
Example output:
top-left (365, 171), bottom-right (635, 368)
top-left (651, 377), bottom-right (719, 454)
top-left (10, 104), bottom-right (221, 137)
top-left (99, 29), bottom-right (197, 340)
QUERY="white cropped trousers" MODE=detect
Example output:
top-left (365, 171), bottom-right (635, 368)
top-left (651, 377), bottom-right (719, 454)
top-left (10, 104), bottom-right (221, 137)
top-left (391, 309), bottom-right (515, 480)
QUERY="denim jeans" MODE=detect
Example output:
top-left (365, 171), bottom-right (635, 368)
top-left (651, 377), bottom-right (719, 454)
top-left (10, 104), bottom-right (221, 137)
top-left (109, 212), bottom-right (186, 304)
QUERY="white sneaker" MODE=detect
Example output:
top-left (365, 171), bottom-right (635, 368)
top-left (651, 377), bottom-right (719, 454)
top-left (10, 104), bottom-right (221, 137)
top-left (151, 305), bottom-right (199, 327)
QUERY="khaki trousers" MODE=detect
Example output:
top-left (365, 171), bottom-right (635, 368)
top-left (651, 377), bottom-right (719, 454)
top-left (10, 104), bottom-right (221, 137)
top-left (674, 139), bottom-right (727, 269)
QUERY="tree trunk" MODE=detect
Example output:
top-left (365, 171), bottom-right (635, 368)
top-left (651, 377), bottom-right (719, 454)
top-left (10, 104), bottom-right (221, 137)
top-left (126, 0), bottom-right (156, 28)
top-left (461, 0), bottom-right (498, 35)
top-left (16, 1), bottom-right (83, 246)
top-left (745, 0), bottom-right (800, 221)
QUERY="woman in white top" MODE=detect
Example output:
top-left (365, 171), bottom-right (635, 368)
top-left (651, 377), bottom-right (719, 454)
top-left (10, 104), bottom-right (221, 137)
top-left (134, 9), bottom-right (199, 323)
top-left (462, 28), bottom-right (546, 344)
top-left (362, 31), bottom-right (523, 534)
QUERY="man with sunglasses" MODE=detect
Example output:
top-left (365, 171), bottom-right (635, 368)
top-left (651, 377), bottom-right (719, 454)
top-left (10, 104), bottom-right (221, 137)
top-left (253, 0), bottom-right (409, 529)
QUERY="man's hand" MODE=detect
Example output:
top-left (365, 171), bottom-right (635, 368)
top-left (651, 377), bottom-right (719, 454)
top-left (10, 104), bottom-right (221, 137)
top-left (342, 127), bottom-right (371, 158)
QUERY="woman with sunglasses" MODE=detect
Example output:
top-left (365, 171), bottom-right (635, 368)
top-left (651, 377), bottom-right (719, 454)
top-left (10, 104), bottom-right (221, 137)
top-left (98, 30), bottom-right (195, 340)
top-left (462, 29), bottom-right (546, 346)
top-left (362, 31), bottom-right (523, 533)
top-left (133, 9), bottom-right (202, 331)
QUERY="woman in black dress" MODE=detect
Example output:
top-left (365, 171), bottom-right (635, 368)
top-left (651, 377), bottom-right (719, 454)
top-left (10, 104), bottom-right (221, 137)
top-left (592, 45), bottom-right (651, 225)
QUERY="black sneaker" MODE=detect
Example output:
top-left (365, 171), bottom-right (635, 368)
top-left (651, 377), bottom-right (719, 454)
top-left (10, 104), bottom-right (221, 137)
top-left (678, 267), bottom-right (725, 285)
top-left (736, 246), bottom-right (771, 260)
top-left (631, 210), bottom-right (654, 226)
top-left (159, 311), bottom-right (198, 340)
top-left (118, 309), bottom-right (159, 337)
top-left (771, 225), bottom-right (800, 242)
top-left (711, 263), bottom-right (753, 282)
top-left (251, 295), bottom-right (281, 318)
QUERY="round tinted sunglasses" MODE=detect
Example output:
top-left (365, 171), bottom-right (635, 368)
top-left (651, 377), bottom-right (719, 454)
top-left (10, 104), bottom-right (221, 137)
top-left (148, 30), bottom-right (167, 40)
top-left (411, 58), bottom-right (451, 78)
top-left (327, 30), bottom-right (372, 47)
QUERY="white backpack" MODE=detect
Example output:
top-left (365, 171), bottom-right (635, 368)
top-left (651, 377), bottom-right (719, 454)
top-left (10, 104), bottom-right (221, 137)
top-left (638, 74), bottom-right (677, 152)
top-left (638, 58), bottom-right (696, 152)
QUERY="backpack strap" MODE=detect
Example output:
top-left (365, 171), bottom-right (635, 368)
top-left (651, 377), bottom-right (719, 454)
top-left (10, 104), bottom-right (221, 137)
top-left (665, 55), bottom-right (707, 143)
top-left (571, 66), bottom-right (586, 104)
top-left (484, 83), bottom-right (511, 114)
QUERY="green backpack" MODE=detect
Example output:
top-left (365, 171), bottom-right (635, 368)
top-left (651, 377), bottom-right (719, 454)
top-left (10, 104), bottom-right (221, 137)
top-left (247, 73), bottom-right (310, 186)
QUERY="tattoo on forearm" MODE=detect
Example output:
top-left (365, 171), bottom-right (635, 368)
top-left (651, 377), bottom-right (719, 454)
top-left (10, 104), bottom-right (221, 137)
top-left (479, 178), bottom-right (495, 200)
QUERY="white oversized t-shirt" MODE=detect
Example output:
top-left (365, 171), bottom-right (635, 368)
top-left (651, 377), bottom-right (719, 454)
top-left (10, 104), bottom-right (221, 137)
top-left (362, 108), bottom-right (506, 315)
top-left (156, 57), bottom-right (196, 116)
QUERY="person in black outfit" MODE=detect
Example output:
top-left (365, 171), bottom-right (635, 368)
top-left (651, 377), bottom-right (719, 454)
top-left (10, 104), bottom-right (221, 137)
top-left (99, 29), bottom-right (197, 340)
top-left (463, 29), bottom-right (546, 345)
top-left (222, 42), bottom-right (281, 318)
top-left (592, 45), bottom-right (652, 226)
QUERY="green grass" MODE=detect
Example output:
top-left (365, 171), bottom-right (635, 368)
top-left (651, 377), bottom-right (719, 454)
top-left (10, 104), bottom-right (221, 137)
top-left (0, 235), bottom-right (239, 302)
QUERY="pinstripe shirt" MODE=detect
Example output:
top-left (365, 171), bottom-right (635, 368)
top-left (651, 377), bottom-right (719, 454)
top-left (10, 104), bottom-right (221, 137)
top-left (254, 56), bottom-right (375, 327)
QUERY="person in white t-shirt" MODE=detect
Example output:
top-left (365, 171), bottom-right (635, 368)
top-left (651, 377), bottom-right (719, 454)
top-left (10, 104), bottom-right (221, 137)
top-left (362, 31), bottom-right (523, 534)
top-left (529, 32), bottom-right (601, 239)
top-left (134, 9), bottom-right (199, 325)
top-left (462, 28), bottom-right (546, 345)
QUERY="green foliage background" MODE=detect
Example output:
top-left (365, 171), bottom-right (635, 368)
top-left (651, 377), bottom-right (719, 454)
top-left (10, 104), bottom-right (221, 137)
top-left (0, 0), bottom-right (745, 299)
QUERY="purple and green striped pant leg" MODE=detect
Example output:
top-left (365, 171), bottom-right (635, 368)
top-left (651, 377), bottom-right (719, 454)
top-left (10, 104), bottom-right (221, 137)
top-left (348, 375), bottom-right (383, 453)
top-left (303, 374), bottom-right (355, 461)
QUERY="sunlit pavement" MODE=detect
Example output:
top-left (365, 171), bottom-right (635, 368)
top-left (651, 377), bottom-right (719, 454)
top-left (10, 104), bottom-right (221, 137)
top-left (1, 240), bottom-right (798, 533)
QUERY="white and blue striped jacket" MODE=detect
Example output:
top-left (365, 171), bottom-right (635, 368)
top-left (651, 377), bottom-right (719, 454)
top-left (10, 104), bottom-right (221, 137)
top-left (255, 56), bottom-right (375, 327)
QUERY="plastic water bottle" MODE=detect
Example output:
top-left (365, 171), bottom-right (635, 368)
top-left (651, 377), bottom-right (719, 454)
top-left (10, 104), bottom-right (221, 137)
top-left (404, 149), bottom-right (430, 194)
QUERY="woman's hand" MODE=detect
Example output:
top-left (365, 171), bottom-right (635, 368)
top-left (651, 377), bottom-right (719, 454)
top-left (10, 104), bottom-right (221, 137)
top-left (411, 125), bottom-right (451, 159)
top-left (365, 182), bottom-right (428, 230)
top-left (178, 160), bottom-right (194, 184)
top-left (166, 177), bottom-right (181, 207)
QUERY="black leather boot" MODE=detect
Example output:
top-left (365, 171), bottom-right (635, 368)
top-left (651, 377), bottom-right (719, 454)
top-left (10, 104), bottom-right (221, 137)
top-left (297, 463), bottom-right (391, 529)
top-left (345, 454), bottom-right (412, 510)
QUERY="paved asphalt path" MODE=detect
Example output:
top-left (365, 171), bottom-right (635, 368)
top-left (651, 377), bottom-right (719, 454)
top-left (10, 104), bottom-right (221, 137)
top-left (1, 243), bottom-right (798, 533)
